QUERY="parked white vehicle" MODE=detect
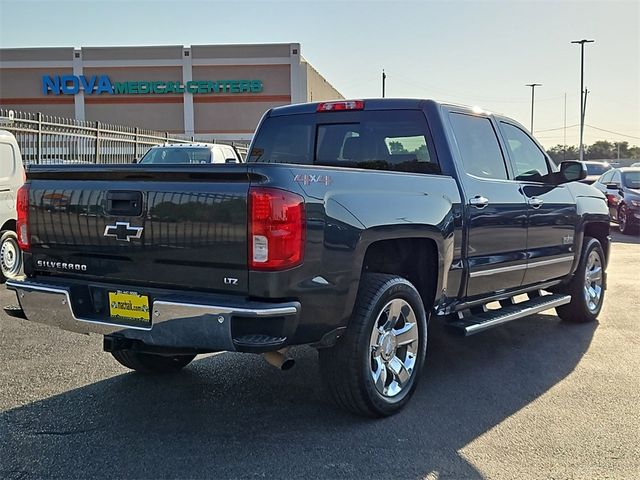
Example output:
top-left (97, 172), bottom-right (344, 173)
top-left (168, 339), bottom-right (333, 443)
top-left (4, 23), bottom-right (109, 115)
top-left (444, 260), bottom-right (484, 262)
top-left (0, 130), bottom-right (25, 281)
top-left (137, 143), bottom-right (243, 164)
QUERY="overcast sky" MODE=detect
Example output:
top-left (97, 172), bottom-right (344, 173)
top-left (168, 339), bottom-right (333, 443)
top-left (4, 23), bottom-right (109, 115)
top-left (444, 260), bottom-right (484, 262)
top-left (1, 0), bottom-right (638, 148)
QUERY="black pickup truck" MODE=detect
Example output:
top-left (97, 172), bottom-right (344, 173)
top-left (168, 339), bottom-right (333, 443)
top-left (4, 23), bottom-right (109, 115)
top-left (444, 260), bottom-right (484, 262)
top-left (6, 99), bottom-right (610, 417)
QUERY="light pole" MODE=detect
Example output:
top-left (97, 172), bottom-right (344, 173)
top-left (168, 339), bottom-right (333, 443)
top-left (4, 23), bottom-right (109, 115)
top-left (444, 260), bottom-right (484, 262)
top-left (382, 69), bottom-right (386, 98)
top-left (526, 83), bottom-right (542, 133)
top-left (571, 39), bottom-right (595, 161)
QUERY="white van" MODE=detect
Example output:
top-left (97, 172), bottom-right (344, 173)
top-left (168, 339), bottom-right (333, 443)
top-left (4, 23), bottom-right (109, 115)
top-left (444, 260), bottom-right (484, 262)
top-left (0, 130), bottom-right (25, 282)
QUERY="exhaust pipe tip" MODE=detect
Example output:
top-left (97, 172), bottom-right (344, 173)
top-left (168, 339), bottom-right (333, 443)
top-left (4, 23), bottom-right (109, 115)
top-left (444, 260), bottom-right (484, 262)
top-left (263, 349), bottom-right (295, 371)
top-left (280, 357), bottom-right (295, 371)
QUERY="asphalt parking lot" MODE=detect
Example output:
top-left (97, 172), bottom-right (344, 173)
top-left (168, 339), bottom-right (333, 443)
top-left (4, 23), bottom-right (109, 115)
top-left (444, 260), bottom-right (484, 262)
top-left (1, 231), bottom-right (638, 480)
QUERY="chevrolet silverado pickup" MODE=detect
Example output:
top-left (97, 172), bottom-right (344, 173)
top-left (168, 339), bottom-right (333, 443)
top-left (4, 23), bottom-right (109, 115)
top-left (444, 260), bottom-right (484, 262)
top-left (6, 99), bottom-right (610, 417)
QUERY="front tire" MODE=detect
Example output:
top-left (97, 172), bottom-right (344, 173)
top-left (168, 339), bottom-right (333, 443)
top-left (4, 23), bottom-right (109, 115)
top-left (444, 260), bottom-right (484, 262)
top-left (556, 237), bottom-right (606, 323)
top-left (0, 230), bottom-right (22, 283)
top-left (319, 274), bottom-right (428, 417)
top-left (111, 349), bottom-right (196, 373)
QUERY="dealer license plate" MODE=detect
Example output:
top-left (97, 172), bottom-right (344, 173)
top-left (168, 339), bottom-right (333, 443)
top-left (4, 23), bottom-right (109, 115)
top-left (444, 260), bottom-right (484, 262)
top-left (108, 290), bottom-right (151, 325)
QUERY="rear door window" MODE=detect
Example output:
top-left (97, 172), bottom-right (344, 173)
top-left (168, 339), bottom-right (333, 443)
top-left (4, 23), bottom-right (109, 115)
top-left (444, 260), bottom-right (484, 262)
top-left (248, 110), bottom-right (440, 174)
top-left (449, 113), bottom-right (508, 180)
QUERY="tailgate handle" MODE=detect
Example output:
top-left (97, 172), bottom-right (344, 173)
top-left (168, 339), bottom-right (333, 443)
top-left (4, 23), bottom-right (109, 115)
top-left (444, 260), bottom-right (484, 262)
top-left (106, 191), bottom-right (143, 216)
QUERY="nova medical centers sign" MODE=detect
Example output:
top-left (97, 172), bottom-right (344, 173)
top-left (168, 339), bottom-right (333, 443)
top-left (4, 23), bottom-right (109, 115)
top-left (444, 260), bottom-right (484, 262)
top-left (42, 74), bottom-right (264, 96)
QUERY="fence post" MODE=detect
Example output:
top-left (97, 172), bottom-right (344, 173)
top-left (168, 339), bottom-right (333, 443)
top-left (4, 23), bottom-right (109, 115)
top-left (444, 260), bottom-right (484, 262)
top-left (134, 127), bottom-right (139, 159)
top-left (164, 132), bottom-right (169, 144)
top-left (95, 121), bottom-right (100, 164)
top-left (37, 112), bottom-right (43, 164)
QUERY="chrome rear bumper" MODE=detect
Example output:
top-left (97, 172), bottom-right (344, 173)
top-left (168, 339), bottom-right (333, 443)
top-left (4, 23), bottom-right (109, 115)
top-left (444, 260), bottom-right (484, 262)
top-left (6, 279), bottom-right (300, 352)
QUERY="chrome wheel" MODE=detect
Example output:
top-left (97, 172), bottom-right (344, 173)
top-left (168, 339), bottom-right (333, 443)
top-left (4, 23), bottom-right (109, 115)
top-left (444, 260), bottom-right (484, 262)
top-left (369, 298), bottom-right (419, 398)
top-left (583, 250), bottom-right (603, 314)
top-left (0, 234), bottom-right (21, 279)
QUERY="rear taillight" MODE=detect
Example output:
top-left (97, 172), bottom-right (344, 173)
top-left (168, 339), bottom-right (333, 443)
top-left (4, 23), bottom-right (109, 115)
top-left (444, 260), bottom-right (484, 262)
top-left (16, 184), bottom-right (30, 251)
top-left (249, 187), bottom-right (305, 271)
top-left (316, 100), bottom-right (364, 112)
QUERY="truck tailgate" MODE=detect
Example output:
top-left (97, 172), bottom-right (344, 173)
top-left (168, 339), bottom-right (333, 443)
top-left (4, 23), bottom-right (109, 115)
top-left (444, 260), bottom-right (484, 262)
top-left (26, 165), bottom-right (250, 294)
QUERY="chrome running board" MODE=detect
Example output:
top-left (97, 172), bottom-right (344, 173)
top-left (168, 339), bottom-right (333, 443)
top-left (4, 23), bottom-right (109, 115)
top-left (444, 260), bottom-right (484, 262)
top-left (446, 294), bottom-right (571, 336)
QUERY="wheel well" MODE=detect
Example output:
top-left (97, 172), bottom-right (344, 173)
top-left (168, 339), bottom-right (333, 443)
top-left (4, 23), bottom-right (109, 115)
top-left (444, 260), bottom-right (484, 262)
top-left (584, 222), bottom-right (610, 262)
top-left (0, 219), bottom-right (16, 232)
top-left (361, 238), bottom-right (438, 310)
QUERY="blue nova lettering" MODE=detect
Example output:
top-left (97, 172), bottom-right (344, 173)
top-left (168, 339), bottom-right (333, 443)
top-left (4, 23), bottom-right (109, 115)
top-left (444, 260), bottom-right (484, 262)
top-left (42, 75), bottom-right (114, 95)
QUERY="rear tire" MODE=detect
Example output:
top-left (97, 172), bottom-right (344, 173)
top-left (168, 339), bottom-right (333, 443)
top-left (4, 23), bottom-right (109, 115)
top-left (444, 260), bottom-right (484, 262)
top-left (618, 204), bottom-right (634, 235)
top-left (0, 230), bottom-right (22, 283)
top-left (556, 237), bottom-right (605, 323)
top-left (319, 273), bottom-right (428, 417)
top-left (111, 350), bottom-right (196, 373)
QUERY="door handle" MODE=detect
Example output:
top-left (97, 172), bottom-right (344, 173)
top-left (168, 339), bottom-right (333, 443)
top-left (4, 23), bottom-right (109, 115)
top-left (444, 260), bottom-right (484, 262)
top-left (529, 197), bottom-right (544, 209)
top-left (469, 195), bottom-right (489, 209)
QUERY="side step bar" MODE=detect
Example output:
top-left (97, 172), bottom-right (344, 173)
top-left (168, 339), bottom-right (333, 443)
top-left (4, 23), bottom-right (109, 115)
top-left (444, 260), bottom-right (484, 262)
top-left (446, 293), bottom-right (571, 336)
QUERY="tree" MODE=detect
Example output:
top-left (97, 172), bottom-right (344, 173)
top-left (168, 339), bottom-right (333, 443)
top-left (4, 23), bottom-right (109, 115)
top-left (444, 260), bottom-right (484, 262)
top-left (388, 141), bottom-right (408, 154)
top-left (628, 146), bottom-right (640, 159)
top-left (612, 141), bottom-right (630, 159)
top-left (546, 144), bottom-right (579, 163)
top-left (585, 140), bottom-right (615, 160)
top-left (546, 141), bottom-right (640, 161)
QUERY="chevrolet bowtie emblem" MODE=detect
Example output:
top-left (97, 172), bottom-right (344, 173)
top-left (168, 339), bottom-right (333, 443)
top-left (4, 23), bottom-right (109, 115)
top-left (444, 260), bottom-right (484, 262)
top-left (103, 222), bottom-right (143, 242)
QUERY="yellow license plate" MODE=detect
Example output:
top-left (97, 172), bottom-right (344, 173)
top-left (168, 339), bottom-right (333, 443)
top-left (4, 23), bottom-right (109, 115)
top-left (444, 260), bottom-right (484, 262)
top-left (108, 290), bottom-right (151, 324)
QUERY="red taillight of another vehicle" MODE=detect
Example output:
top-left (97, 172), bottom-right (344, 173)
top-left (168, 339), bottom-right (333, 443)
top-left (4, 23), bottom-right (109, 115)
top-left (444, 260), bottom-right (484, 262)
top-left (249, 187), bottom-right (305, 271)
top-left (16, 184), bottom-right (30, 251)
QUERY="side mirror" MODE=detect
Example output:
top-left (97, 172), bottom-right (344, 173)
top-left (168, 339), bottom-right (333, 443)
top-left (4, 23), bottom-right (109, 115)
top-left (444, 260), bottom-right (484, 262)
top-left (606, 183), bottom-right (619, 190)
top-left (225, 158), bottom-right (237, 164)
top-left (131, 158), bottom-right (138, 164)
top-left (559, 161), bottom-right (587, 183)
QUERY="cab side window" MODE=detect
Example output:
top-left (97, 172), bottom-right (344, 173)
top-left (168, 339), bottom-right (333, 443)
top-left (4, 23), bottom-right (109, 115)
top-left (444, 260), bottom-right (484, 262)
top-left (500, 122), bottom-right (550, 182)
top-left (449, 113), bottom-right (508, 180)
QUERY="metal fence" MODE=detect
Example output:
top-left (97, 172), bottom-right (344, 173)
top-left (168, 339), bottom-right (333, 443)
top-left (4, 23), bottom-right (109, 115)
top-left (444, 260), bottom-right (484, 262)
top-left (0, 109), bottom-right (248, 165)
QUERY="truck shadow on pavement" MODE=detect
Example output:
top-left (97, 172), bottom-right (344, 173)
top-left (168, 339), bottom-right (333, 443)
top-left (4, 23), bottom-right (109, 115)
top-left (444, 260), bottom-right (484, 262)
top-left (1, 314), bottom-right (596, 479)
top-left (609, 227), bottom-right (640, 245)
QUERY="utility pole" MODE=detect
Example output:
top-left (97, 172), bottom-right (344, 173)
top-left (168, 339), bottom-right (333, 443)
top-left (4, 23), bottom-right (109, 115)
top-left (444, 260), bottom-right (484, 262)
top-left (580, 88), bottom-right (589, 159)
top-left (382, 69), bottom-right (386, 98)
top-left (582, 87), bottom-right (589, 148)
top-left (563, 93), bottom-right (567, 161)
top-left (571, 39), bottom-right (595, 161)
top-left (526, 83), bottom-right (542, 133)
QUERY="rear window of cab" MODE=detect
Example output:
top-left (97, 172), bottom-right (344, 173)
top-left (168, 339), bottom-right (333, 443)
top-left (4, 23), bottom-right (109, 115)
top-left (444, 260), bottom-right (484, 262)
top-left (248, 110), bottom-right (441, 175)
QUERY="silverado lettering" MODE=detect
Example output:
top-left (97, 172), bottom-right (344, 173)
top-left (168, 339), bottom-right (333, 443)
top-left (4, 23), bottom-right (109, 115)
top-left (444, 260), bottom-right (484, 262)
top-left (36, 260), bottom-right (87, 271)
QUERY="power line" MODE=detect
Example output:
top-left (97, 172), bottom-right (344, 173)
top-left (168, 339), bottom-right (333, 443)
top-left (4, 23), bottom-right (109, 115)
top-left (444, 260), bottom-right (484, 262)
top-left (536, 124), bottom-right (579, 133)
top-left (585, 125), bottom-right (640, 140)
